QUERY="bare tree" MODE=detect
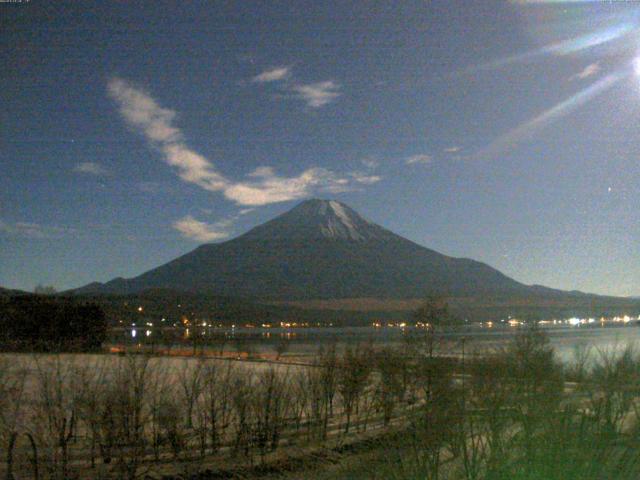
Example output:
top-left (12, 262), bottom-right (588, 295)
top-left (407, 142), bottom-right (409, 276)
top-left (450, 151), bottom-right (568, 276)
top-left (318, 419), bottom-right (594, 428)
top-left (290, 370), bottom-right (309, 434)
top-left (507, 325), bottom-right (563, 462)
top-left (0, 357), bottom-right (26, 480)
top-left (408, 355), bottom-right (459, 480)
top-left (274, 337), bottom-right (289, 361)
top-left (374, 348), bottom-right (406, 426)
top-left (76, 358), bottom-right (110, 469)
top-left (100, 355), bottom-right (151, 480)
top-left (310, 342), bottom-right (339, 440)
top-left (305, 366), bottom-right (325, 441)
top-left (177, 359), bottom-right (205, 429)
top-left (337, 343), bottom-right (372, 434)
top-left (147, 360), bottom-right (173, 461)
top-left (252, 367), bottom-right (292, 461)
top-left (156, 397), bottom-right (185, 460)
top-left (230, 373), bottom-right (254, 459)
top-left (201, 361), bottom-right (235, 454)
top-left (32, 355), bottom-right (81, 479)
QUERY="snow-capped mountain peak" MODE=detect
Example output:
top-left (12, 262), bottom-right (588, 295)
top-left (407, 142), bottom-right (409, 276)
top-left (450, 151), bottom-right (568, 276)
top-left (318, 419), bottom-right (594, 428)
top-left (241, 198), bottom-right (387, 242)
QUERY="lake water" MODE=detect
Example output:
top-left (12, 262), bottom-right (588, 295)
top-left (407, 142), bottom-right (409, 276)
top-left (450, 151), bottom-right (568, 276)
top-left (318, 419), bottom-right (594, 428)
top-left (112, 323), bottom-right (640, 364)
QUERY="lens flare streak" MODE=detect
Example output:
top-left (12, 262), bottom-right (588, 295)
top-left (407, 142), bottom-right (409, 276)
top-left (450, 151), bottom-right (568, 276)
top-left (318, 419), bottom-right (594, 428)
top-left (478, 70), bottom-right (627, 159)
top-left (465, 23), bottom-right (633, 74)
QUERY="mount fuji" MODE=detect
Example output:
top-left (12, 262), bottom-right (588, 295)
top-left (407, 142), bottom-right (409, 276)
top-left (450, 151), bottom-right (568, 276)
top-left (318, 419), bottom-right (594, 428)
top-left (75, 199), bottom-right (549, 300)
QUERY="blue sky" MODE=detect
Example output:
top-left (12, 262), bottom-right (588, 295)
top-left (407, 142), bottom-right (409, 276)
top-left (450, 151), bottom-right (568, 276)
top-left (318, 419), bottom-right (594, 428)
top-left (2, 1), bottom-right (640, 296)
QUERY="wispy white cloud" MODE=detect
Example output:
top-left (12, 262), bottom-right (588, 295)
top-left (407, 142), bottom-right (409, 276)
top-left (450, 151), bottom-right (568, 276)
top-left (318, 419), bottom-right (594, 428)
top-left (173, 215), bottom-right (232, 242)
top-left (108, 77), bottom-right (356, 206)
top-left (108, 77), bottom-right (227, 192)
top-left (444, 146), bottom-right (461, 153)
top-left (569, 62), bottom-right (601, 81)
top-left (252, 67), bottom-right (341, 109)
top-left (175, 205), bottom-right (261, 242)
top-left (405, 154), bottom-right (433, 165)
top-left (292, 81), bottom-right (341, 108)
top-left (108, 78), bottom-right (182, 143)
top-left (161, 143), bottom-right (229, 191)
top-left (252, 66), bottom-right (290, 83)
top-left (360, 157), bottom-right (379, 169)
top-left (0, 220), bottom-right (72, 239)
top-left (224, 166), bottom-right (351, 206)
top-left (349, 172), bottom-right (382, 185)
top-left (73, 162), bottom-right (109, 176)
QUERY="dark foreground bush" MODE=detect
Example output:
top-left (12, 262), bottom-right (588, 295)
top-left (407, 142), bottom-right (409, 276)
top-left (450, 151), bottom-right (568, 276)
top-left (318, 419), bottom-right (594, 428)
top-left (0, 295), bottom-right (107, 351)
top-left (334, 327), bottom-right (640, 480)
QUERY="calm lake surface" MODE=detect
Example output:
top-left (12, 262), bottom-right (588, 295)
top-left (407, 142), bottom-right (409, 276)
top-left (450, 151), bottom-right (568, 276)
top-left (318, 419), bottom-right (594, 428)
top-left (113, 323), bottom-right (640, 363)
top-left (283, 324), bottom-right (640, 362)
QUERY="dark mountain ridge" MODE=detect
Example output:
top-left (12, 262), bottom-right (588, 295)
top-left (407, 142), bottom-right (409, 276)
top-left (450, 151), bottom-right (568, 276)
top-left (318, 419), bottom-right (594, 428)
top-left (0, 286), bottom-right (30, 297)
top-left (74, 198), bottom-right (613, 307)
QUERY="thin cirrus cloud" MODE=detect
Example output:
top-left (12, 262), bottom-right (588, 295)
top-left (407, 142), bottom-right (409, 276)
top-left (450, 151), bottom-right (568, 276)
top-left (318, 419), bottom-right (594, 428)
top-left (251, 66), bottom-right (341, 108)
top-left (292, 81), bottom-right (341, 108)
top-left (252, 66), bottom-right (291, 83)
top-left (360, 157), bottom-right (379, 169)
top-left (349, 172), bottom-right (382, 185)
top-left (172, 215), bottom-right (232, 242)
top-left (405, 154), bottom-right (433, 165)
top-left (73, 162), bottom-right (109, 176)
top-left (0, 220), bottom-right (71, 239)
top-left (107, 77), bottom-right (361, 207)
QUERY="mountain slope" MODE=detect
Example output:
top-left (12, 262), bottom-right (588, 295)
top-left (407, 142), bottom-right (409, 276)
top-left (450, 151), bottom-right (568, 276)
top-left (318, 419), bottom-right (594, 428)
top-left (76, 199), bottom-right (540, 300)
top-left (0, 286), bottom-right (29, 297)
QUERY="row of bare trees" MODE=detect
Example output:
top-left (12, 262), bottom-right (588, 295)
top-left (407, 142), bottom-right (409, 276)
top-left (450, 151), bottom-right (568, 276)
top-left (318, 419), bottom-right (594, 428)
top-left (365, 327), bottom-right (640, 480)
top-left (8, 324), bottom-right (640, 480)
top-left (0, 341), bottom-right (423, 479)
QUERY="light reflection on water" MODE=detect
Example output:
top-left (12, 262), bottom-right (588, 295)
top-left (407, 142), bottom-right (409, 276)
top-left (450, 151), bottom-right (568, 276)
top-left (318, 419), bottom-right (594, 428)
top-left (116, 324), bottom-right (640, 363)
